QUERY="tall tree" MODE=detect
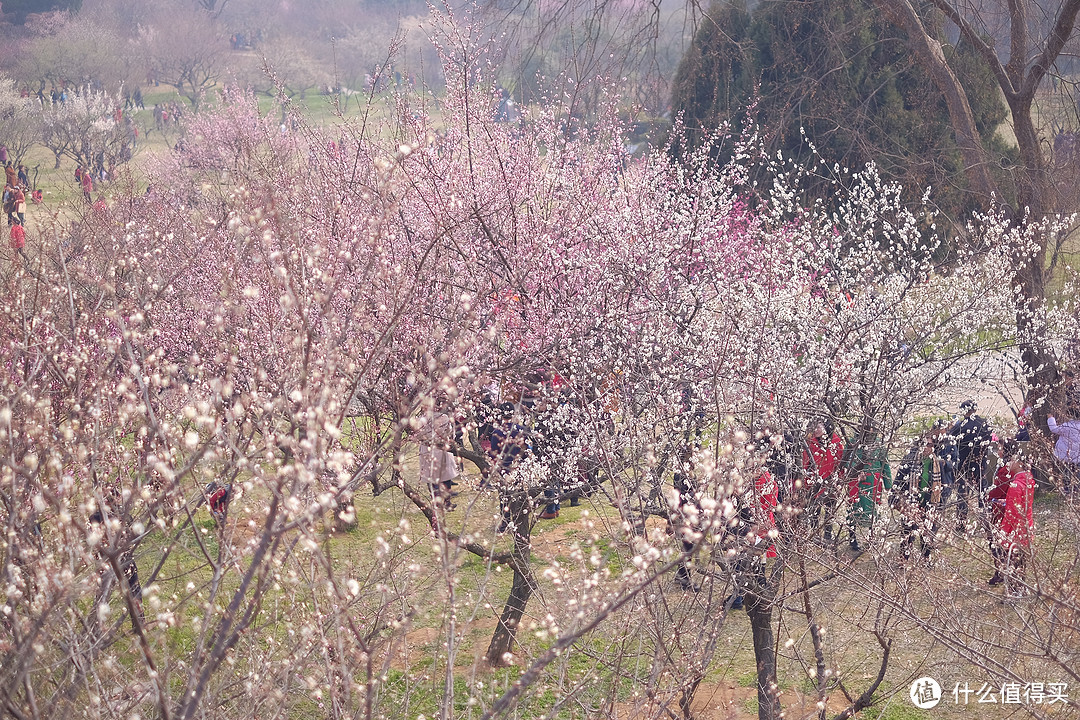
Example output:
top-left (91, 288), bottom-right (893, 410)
top-left (671, 0), bottom-right (1014, 220)
top-left (0, 0), bottom-right (80, 23)
top-left (139, 5), bottom-right (227, 109)
top-left (868, 0), bottom-right (1080, 425)
top-left (0, 76), bottom-right (40, 164)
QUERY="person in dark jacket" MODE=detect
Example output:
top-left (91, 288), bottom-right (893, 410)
top-left (488, 402), bottom-right (529, 473)
top-left (952, 400), bottom-right (993, 529)
top-left (532, 391), bottom-right (574, 519)
top-left (929, 418), bottom-right (958, 504)
top-left (672, 383), bottom-right (707, 591)
top-left (489, 402), bottom-right (531, 533)
top-left (764, 427), bottom-right (798, 505)
top-left (88, 509), bottom-right (143, 624)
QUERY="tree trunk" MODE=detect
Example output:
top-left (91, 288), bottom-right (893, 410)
top-left (1009, 95), bottom-right (1061, 431)
top-left (747, 583), bottom-right (781, 720)
top-left (871, 0), bottom-right (1072, 431)
top-left (870, 0), bottom-right (997, 203)
top-left (486, 495), bottom-right (535, 665)
top-left (679, 676), bottom-right (702, 719)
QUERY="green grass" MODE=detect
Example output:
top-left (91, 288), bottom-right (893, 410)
top-left (861, 703), bottom-right (933, 720)
top-left (737, 670), bottom-right (759, 687)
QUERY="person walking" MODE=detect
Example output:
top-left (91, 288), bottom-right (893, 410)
top-left (488, 402), bottom-right (531, 534)
top-left (14, 187), bottom-right (25, 226)
top-left (929, 418), bottom-right (958, 509)
top-left (845, 435), bottom-right (892, 552)
top-left (3, 185), bottom-right (14, 226)
top-left (729, 462), bottom-right (779, 609)
top-left (992, 442), bottom-right (1035, 600)
top-left (532, 391), bottom-right (572, 520)
top-left (952, 400), bottom-right (993, 530)
top-left (81, 169), bottom-right (94, 204)
top-left (9, 219), bottom-right (26, 256)
top-left (671, 382), bottom-right (707, 590)
top-left (893, 435), bottom-right (944, 564)
top-left (802, 419), bottom-right (844, 540)
top-left (416, 409), bottom-right (459, 513)
top-left (985, 445), bottom-right (1013, 586)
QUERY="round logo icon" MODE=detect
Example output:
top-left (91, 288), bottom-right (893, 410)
top-left (910, 677), bottom-right (943, 709)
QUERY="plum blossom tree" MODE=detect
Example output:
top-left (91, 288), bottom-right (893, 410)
top-left (1, 28), bottom-right (1077, 720)
top-left (0, 76), bottom-right (40, 165)
top-left (14, 14), bottom-right (136, 93)
top-left (38, 87), bottom-right (135, 170)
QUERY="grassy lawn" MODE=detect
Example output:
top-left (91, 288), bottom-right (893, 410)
top-left (104, 445), bottom-right (1074, 720)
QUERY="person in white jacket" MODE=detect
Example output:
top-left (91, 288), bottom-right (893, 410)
top-left (1048, 414), bottom-right (1080, 493)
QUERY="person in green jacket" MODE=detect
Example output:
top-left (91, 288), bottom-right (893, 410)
top-left (893, 435), bottom-right (944, 563)
top-left (845, 436), bottom-right (893, 551)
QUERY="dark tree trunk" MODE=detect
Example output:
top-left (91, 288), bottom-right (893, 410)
top-left (747, 584), bottom-right (781, 720)
top-left (1009, 95), bottom-right (1062, 431)
top-left (679, 676), bottom-right (702, 719)
top-left (871, 0), bottom-right (1078, 433)
top-left (486, 495), bottom-right (535, 665)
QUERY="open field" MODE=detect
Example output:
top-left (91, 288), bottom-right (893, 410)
top-left (113, 440), bottom-right (1076, 720)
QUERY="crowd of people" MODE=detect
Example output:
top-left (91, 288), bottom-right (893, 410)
top-left (152, 102), bottom-right (186, 129)
top-left (414, 371), bottom-right (605, 532)
top-left (768, 397), bottom-right (1079, 600)
top-left (3, 153), bottom-right (34, 257)
top-left (411, 371), bottom-right (1080, 604)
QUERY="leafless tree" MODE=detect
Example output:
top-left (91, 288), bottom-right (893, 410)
top-left (140, 5), bottom-right (229, 109)
top-left (870, 0), bottom-right (1080, 428)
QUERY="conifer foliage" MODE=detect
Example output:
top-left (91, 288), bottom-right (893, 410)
top-left (670, 0), bottom-right (1014, 218)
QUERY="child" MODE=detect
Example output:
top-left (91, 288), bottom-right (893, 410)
top-left (9, 219), bottom-right (25, 253)
top-left (993, 442), bottom-right (1035, 599)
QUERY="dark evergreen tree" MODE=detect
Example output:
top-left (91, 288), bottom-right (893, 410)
top-left (1, 0), bottom-right (81, 23)
top-left (669, 0), bottom-right (752, 148)
top-left (671, 0), bottom-right (1014, 220)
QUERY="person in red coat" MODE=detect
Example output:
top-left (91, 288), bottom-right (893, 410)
top-left (752, 468), bottom-right (779, 559)
top-left (993, 441), bottom-right (1035, 599)
top-left (802, 420), bottom-right (845, 540)
top-left (730, 466), bottom-right (780, 610)
top-left (9, 219), bottom-right (25, 253)
top-left (985, 449), bottom-right (1013, 586)
top-left (81, 171), bottom-right (93, 204)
